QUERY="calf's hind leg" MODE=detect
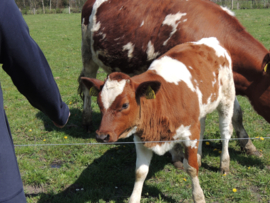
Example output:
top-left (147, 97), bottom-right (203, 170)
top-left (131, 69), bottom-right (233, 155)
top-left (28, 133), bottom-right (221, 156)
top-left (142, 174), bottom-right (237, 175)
top-left (217, 94), bottom-right (235, 174)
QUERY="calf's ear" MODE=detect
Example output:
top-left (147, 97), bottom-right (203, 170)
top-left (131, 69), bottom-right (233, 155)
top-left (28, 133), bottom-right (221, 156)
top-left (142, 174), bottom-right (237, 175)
top-left (135, 81), bottom-right (161, 100)
top-left (81, 77), bottom-right (104, 96)
top-left (262, 52), bottom-right (270, 74)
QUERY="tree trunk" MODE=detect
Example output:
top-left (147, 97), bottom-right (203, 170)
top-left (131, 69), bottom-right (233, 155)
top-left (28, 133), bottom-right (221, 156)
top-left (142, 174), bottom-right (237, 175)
top-left (41, 0), bottom-right (45, 14)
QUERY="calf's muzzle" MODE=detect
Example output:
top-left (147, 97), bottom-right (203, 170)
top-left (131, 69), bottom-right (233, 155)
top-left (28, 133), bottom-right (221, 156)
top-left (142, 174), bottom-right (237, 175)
top-left (95, 131), bottom-right (110, 143)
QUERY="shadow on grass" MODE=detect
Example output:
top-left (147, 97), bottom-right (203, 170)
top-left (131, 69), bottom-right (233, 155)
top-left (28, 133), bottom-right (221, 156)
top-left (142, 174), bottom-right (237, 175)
top-left (34, 110), bottom-right (264, 202)
top-left (30, 144), bottom-right (178, 203)
top-left (35, 107), bottom-right (102, 139)
top-left (201, 140), bottom-right (264, 172)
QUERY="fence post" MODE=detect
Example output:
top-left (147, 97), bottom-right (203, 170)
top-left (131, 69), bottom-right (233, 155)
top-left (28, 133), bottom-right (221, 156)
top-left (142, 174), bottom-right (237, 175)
top-left (237, 2), bottom-right (239, 9)
top-left (69, 6), bottom-right (70, 14)
top-left (231, 0), bottom-right (233, 9)
top-left (33, 8), bottom-right (35, 15)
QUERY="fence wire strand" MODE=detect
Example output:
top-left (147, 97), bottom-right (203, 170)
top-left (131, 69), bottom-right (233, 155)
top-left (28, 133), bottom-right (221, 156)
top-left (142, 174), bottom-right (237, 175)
top-left (14, 136), bottom-right (270, 147)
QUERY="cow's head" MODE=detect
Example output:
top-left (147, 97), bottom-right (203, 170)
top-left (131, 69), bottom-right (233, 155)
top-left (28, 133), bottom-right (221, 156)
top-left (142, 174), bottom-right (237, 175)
top-left (81, 72), bottom-right (161, 142)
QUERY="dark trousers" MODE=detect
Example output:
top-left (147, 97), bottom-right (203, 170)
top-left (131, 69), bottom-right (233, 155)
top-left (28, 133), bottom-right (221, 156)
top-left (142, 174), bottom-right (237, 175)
top-left (0, 86), bottom-right (26, 203)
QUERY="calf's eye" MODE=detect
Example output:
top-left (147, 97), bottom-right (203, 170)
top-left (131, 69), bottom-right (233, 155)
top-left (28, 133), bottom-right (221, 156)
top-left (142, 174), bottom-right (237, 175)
top-left (122, 103), bottom-right (129, 110)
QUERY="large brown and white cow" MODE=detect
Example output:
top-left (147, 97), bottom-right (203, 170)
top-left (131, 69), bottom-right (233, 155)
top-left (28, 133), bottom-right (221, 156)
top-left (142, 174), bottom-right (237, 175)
top-left (78, 0), bottom-right (268, 158)
top-left (81, 38), bottom-right (235, 203)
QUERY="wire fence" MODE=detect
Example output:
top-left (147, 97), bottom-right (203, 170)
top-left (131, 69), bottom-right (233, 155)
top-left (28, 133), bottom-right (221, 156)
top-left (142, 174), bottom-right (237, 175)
top-left (14, 136), bottom-right (270, 147)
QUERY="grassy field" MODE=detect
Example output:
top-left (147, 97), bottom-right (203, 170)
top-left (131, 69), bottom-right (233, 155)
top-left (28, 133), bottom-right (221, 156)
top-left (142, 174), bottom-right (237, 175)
top-left (0, 9), bottom-right (270, 203)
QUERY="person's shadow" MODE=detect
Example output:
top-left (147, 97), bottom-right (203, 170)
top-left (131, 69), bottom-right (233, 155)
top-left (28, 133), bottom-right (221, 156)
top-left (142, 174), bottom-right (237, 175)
top-left (30, 109), bottom-right (264, 202)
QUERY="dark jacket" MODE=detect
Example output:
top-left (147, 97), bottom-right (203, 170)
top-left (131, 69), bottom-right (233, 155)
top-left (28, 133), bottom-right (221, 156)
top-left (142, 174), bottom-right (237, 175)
top-left (0, 0), bottom-right (69, 126)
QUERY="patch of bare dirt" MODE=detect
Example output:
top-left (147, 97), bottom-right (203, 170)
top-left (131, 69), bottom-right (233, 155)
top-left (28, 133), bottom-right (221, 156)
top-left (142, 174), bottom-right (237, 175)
top-left (24, 185), bottom-right (46, 195)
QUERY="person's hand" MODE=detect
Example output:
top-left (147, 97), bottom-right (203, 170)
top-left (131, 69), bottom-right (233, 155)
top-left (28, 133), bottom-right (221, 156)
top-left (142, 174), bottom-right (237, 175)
top-left (53, 112), bottom-right (70, 128)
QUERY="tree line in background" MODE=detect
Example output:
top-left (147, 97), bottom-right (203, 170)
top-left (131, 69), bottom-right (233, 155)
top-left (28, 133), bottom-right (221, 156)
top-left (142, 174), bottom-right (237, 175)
top-left (14, 0), bottom-right (270, 15)
top-left (15, 0), bottom-right (85, 14)
top-left (213, 0), bottom-right (270, 9)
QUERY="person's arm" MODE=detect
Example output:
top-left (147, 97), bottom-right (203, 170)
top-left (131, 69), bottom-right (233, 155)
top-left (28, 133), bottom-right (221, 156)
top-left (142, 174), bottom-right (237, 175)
top-left (0, 0), bottom-right (69, 126)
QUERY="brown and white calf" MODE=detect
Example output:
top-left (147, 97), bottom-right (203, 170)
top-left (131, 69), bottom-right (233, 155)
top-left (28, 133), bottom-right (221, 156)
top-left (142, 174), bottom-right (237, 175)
top-left (81, 38), bottom-right (235, 202)
top-left (78, 0), bottom-right (268, 157)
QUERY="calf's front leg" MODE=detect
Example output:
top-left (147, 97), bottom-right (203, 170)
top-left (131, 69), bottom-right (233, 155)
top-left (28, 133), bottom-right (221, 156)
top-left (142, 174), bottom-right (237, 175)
top-left (129, 136), bottom-right (153, 203)
top-left (184, 146), bottom-right (205, 203)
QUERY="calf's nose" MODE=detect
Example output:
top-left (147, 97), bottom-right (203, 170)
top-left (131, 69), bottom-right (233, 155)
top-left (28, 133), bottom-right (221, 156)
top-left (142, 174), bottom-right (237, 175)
top-left (95, 131), bottom-right (110, 143)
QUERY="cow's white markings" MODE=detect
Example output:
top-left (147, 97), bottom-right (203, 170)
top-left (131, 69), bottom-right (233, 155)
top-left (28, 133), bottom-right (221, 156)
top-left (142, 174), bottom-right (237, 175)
top-left (220, 6), bottom-right (235, 16)
top-left (162, 12), bottom-right (187, 46)
top-left (123, 42), bottom-right (135, 58)
top-left (146, 41), bottom-right (160, 61)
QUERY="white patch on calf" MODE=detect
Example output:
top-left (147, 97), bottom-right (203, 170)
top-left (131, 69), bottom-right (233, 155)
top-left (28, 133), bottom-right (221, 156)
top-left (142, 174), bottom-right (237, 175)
top-left (101, 77), bottom-right (127, 110)
top-left (140, 21), bottom-right (144, 27)
top-left (151, 142), bottom-right (175, 156)
top-left (150, 124), bottom-right (197, 156)
top-left (212, 72), bottom-right (217, 87)
top-left (174, 125), bottom-right (197, 149)
top-left (162, 12), bottom-right (187, 46)
top-left (193, 37), bottom-right (232, 69)
top-left (123, 42), bottom-right (135, 58)
top-left (149, 56), bottom-right (195, 91)
top-left (220, 6), bottom-right (235, 16)
top-left (146, 41), bottom-right (160, 61)
top-left (119, 126), bottom-right (138, 139)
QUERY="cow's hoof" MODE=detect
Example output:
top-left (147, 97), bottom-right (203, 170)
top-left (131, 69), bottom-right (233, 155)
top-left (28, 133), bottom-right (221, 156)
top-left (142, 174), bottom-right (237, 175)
top-left (173, 161), bottom-right (184, 170)
top-left (220, 167), bottom-right (230, 175)
top-left (241, 147), bottom-right (263, 158)
top-left (245, 149), bottom-right (263, 158)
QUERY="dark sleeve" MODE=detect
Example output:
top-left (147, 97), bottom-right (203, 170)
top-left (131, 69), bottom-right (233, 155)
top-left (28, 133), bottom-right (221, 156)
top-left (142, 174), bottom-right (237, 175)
top-left (0, 0), bottom-right (69, 126)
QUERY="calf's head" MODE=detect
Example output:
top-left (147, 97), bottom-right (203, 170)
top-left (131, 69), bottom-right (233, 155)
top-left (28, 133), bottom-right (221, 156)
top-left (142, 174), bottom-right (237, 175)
top-left (81, 72), bottom-right (160, 142)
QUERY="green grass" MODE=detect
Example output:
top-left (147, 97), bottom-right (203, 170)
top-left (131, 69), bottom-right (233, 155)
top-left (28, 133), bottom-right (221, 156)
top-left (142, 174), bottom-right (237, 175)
top-left (0, 10), bottom-right (270, 202)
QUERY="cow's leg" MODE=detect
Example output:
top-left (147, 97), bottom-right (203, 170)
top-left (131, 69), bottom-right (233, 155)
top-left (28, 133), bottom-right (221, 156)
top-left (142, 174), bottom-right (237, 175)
top-left (197, 117), bottom-right (206, 167)
top-left (184, 146), bottom-right (205, 203)
top-left (129, 136), bottom-right (153, 203)
top-left (232, 98), bottom-right (262, 157)
top-left (169, 143), bottom-right (184, 169)
top-left (78, 23), bottom-right (99, 131)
